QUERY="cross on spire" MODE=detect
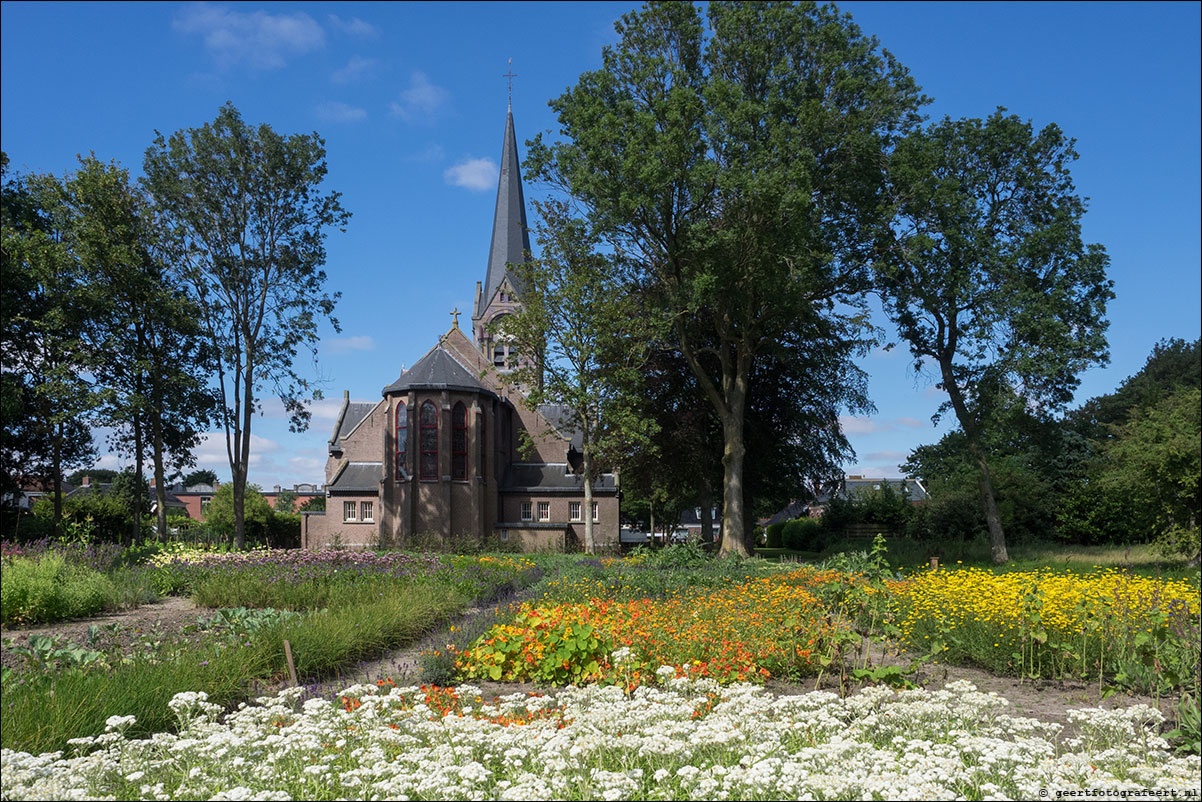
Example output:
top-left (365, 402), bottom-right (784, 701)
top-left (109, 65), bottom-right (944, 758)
top-left (503, 58), bottom-right (517, 107)
top-left (450, 306), bottom-right (460, 329)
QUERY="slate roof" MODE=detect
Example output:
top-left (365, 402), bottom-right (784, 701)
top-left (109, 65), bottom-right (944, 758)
top-left (538, 404), bottom-right (584, 450)
top-left (764, 499), bottom-right (810, 527)
top-left (329, 401), bottom-right (377, 454)
top-left (382, 346), bottom-right (496, 397)
top-left (328, 462), bottom-right (383, 493)
top-left (499, 463), bottom-right (617, 494)
top-left (843, 477), bottom-right (929, 502)
top-left (476, 107), bottom-right (531, 318)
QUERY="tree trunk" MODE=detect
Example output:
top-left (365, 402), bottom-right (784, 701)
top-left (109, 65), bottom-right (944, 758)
top-left (582, 448), bottom-right (595, 554)
top-left (649, 499), bottom-right (655, 546)
top-left (970, 444), bottom-right (1009, 564)
top-left (699, 482), bottom-right (713, 544)
top-left (676, 329), bottom-right (752, 559)
top-left (938, 358), bottom-right (1009, 564)
top-left (718, 406), bottom-right (748, 557)
top-left (233, 369), bottom-right (255, 551)
top-left (132, 415), bottom-right (144, 546)
top-left (151, 409), bottom-right (167, 541)
top-left (52, 419), bottom-right (63, 539)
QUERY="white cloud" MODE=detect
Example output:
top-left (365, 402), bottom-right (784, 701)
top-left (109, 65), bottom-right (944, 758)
top-left (894, 416), bottom-right (925, 429)
top-left (194, 432), bottom-right (279, 470)
top-left (315, 100), bottom-right (367, 123)
top-left (307, 397), bottom-right (348, 423)
top-left (847, 461), bottom-right (908, 479)
top-left (94, 454), bottom-right (123, 470)
top-left (838, 415), bottom-right (879, 436)
top-left (288, 456), bottom-right (325, 473)
top-left (331, 55), bottom-right (377, 84)
top-left (174, 3), bottom-right (325, 70)
top-left (444, 157), bottom-right (498, 192)
top-left (327, 14), bottom-right (379, 38)
top-left (865, 450), bottom-right (909, 463)
top-left (389, 71), bottom-right (449, 121)
top-left (325, 335), bottom-right (375, 354)
top-left (407, 143), bottom-right (446, 164)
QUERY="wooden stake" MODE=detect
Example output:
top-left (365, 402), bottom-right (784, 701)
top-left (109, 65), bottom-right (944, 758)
top-left (283, 639), bottom-right (299, 687)
top-left (929, 556), bottom-right (939, 571)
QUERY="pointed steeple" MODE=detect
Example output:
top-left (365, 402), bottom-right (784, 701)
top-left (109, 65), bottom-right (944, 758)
top-left (476, 107), bottom-right (531, 319)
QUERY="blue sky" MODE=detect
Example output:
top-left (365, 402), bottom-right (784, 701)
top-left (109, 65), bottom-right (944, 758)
top-left (2, 1), bottom-right (1199, 490)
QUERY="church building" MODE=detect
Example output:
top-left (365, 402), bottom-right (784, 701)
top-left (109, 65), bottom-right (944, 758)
top-left (301, 106), bottom-right (620, 552)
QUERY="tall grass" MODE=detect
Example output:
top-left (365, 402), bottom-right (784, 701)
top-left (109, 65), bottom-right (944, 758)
top-left (0, 554), bottom-right (117, 626)
top-left (2, 581), bottom-right (474, 754)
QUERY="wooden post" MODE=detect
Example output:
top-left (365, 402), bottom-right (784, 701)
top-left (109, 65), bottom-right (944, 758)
top-left (283, 639), bottom-right (299, 687)
top-left (929, 556), bottom-right (939, 571)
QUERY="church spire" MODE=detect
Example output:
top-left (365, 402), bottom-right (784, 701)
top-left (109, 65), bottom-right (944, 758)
top-left (475, 104), bottom-right (531, 320)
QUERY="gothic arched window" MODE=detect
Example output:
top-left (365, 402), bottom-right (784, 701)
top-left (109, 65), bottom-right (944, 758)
top-left (395, 401), bottom-right (408, 480)
top-left (420, 401), bottom-right (438, 480)
top-left (452, 402), bottom-right (468, 481)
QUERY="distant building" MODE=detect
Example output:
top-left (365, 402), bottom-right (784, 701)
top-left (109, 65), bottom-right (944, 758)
top-left (162, 480), bottom-right (323, 521)
top-left (765, 475), bottom-right (929, 525)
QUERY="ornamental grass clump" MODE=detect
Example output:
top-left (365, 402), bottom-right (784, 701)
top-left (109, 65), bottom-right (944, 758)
top-left (0, 553), bottom-right (117, 626)
top-left (3, 679), bottom-right (1198, 800)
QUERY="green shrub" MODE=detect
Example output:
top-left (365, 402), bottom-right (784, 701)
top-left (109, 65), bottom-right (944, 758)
top-left (0, 554), bottom-right (117, 626)
top-left (782, 518), bottom-right (824, 551)
top-left (765, 522), bottom-right (785, 549)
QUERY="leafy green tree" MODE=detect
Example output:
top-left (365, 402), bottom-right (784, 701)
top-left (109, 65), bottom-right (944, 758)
top-left (879, 110), bottom-right (1113, 563)
top-left (527, 2), bottom-right (924, 555)
top-left (143, 103), bottom-right (349, 549)
top-left (497, 201), bottom-right (656, 554)
top-left (272, 488), bottom-right (298, 513)
top-left (204, 483), bottom-right (272, 545)
top-left (1, 156), bottom-right (97, 530)
top-left (1095, 388), bottom-right (1200, 562)
top-left (181, 469), bottom-right (218, 488)
top-left (297, 495), bottom-right (326, 513)
top-left (43, 155), bottom-right (216, 542)
top-left (64, 468), bottom-right (119, 486)
top-left (1069, 337), bottom-right (1200, 445)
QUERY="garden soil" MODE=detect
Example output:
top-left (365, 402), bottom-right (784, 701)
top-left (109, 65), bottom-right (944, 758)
top-left (1, 596), bottom-right (1184, 739)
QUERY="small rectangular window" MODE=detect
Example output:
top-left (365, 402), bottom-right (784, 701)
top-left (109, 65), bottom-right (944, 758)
top-left (591, 502), bottom-right (599, 523)
top-left (343, 501), bottom-right (357, 522)
top-left (520, 501), bottom-right (532, 521)
top-left (569, 501), bottom-right (582, 522)
top-left (200, 497), bottom-right (211, 514)
top-left (538, 501), bottom-right (550, 522)
top-left (360, 501), bottom-right (374, 522)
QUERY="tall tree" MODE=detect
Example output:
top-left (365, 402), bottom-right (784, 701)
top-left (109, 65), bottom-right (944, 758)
top-left (1, 156), bottom-right (97, 530)
top-left (1091, 387), bottom-right (1200, 563)
top-left (496, 200), bottom-right (655, 554)
top-left (181, 469), bottom-right (219, 488)
top-left (46, 155), bottom-right (216, 541)
top-left (1069, 337), bottom-right (1201, 444)
top-left (143, 103), bottom-right (349, 549)
top-left (879, 109), bottom-right (1113, 563)
top-left (528, 2), bottom-right (924, 555)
